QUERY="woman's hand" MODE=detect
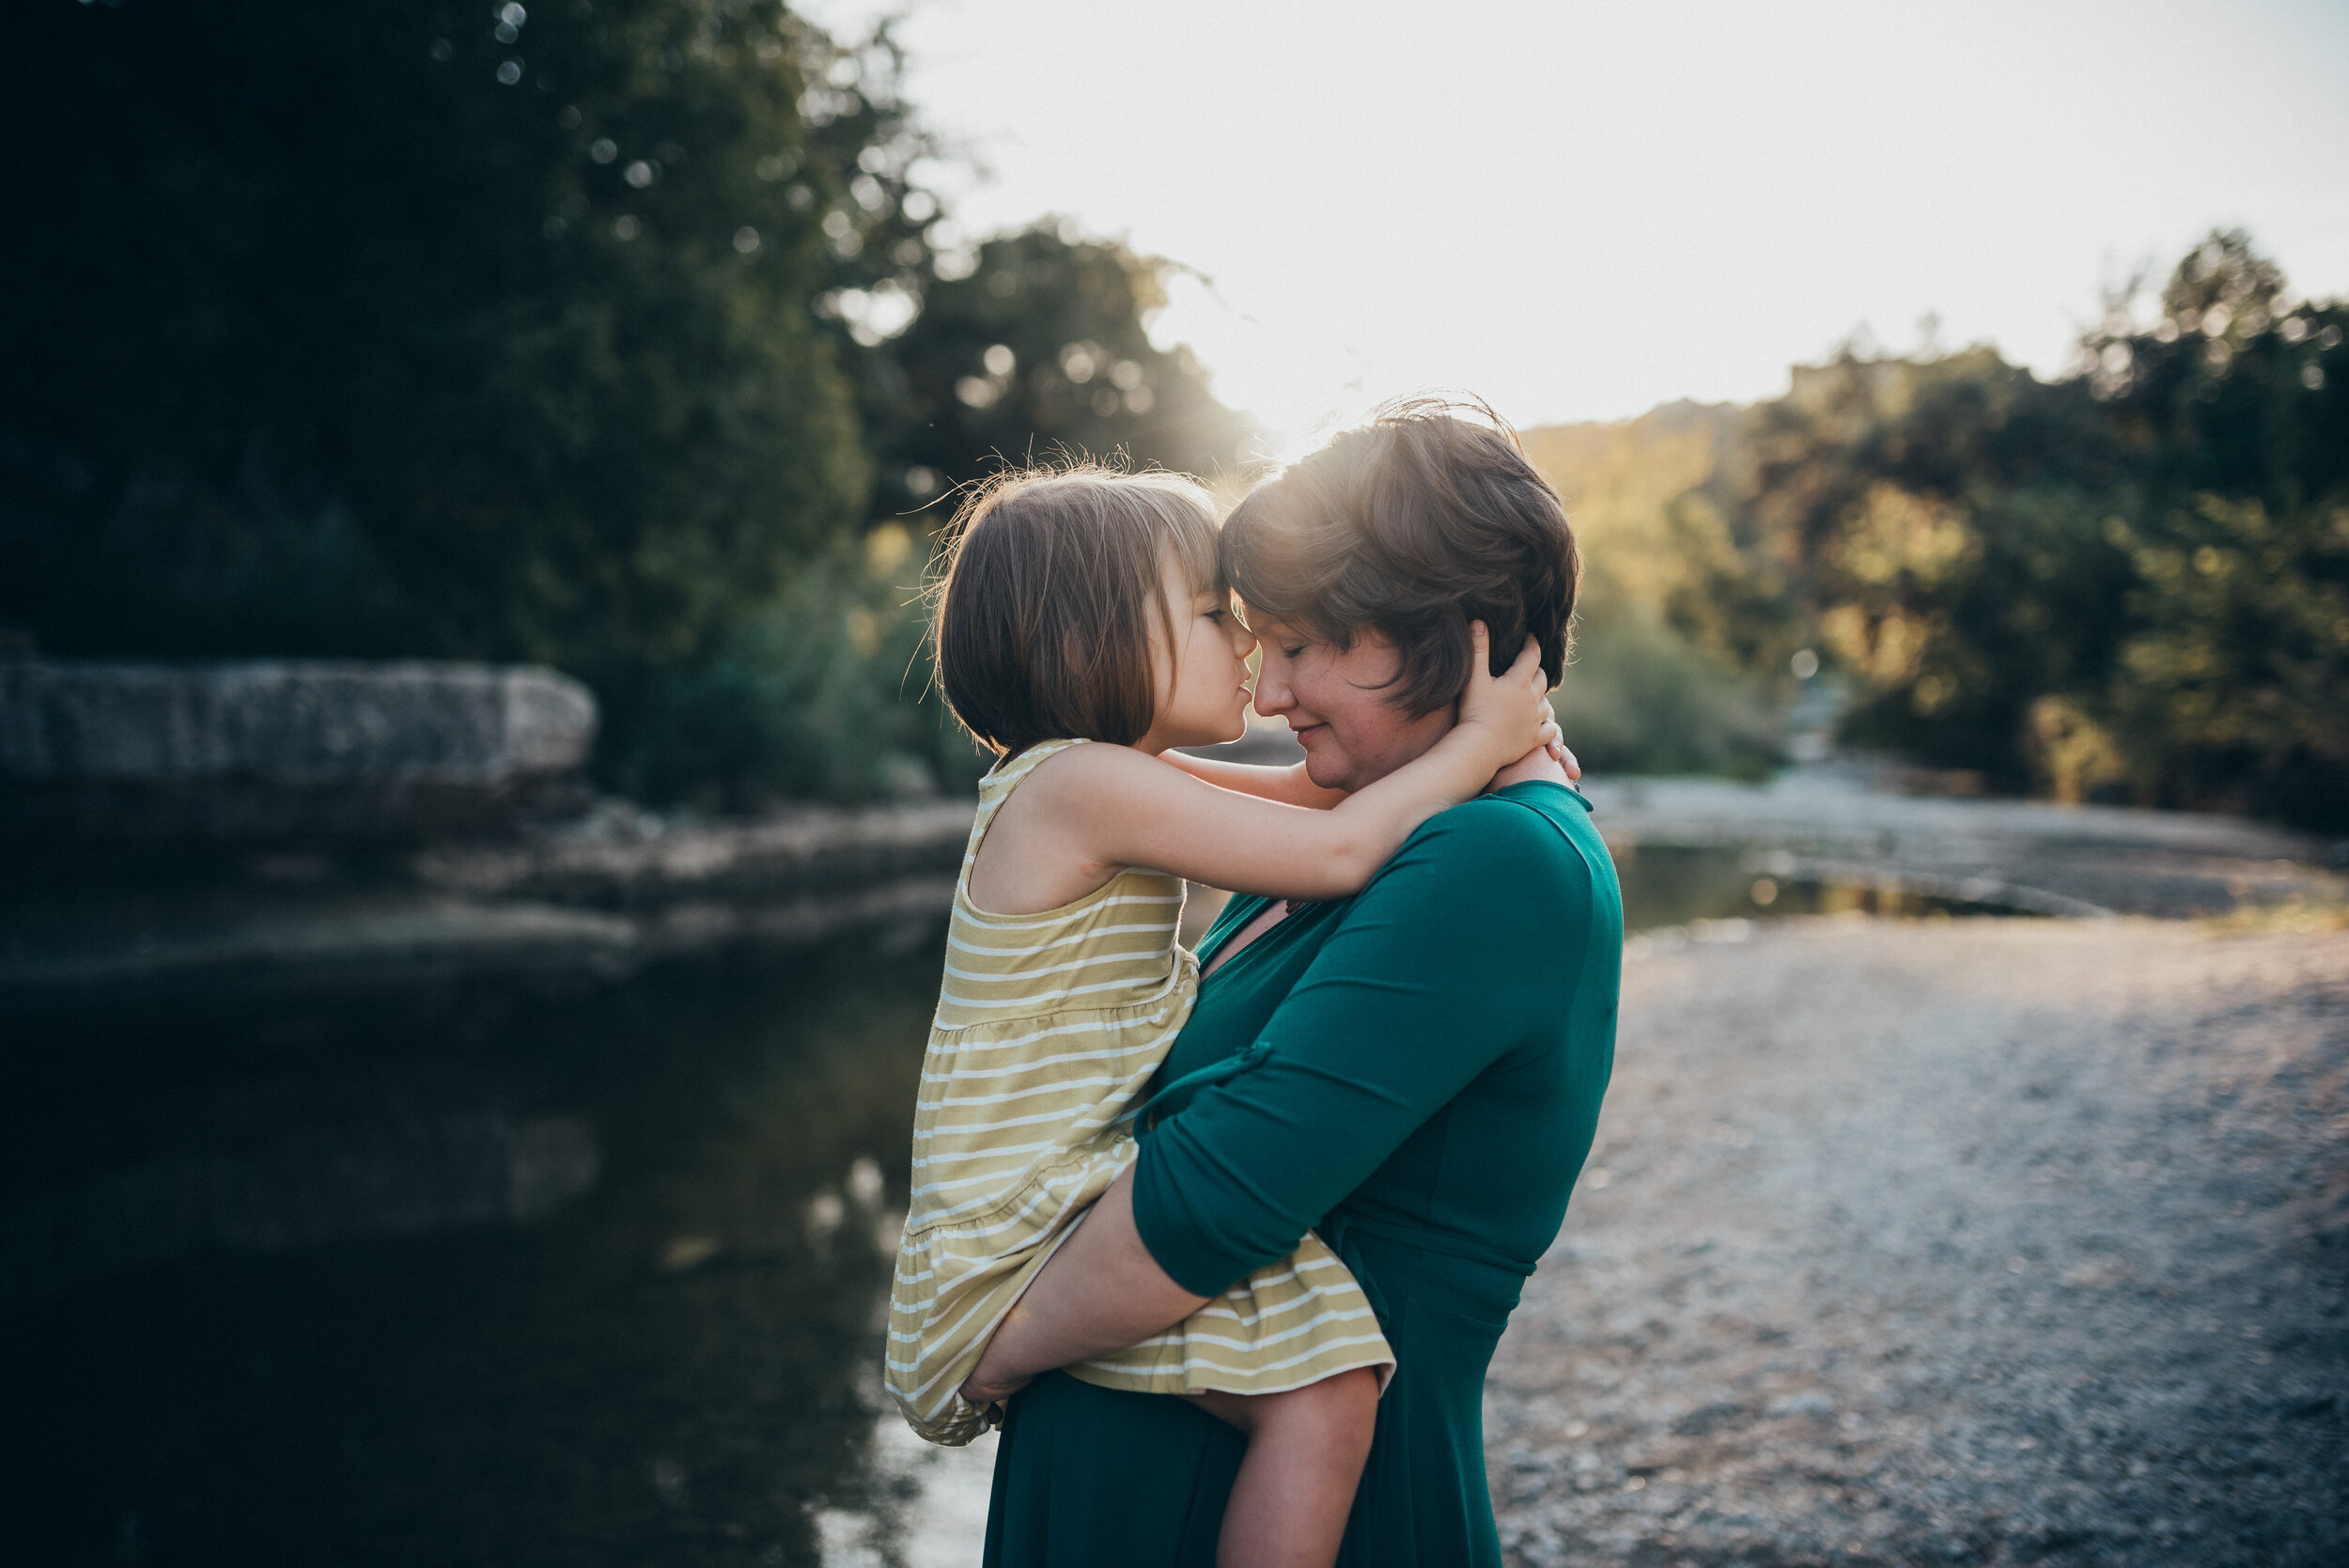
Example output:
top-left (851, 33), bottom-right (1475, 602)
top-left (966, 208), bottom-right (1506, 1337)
top-left (1455, 625), bottom-right (1560, 775)
top-left (959, 1366), bottom-right (1034, 1414)
top-left (957, 1168), bottom-right (1211, 1413)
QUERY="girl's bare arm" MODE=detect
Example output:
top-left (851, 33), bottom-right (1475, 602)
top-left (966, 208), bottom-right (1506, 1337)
top-left (1174, 737), bottom-right (1579, 806)
top-left (1157, 750), bottom-right (1348, 809)
top-left (1031, 628), bottom-right (1557, 902)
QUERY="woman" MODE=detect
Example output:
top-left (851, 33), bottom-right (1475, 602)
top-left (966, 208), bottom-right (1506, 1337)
top-left (966, 400), bottom-right (1624, 1566)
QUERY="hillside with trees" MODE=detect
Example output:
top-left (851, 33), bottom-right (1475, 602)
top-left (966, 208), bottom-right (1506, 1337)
top-left (1529, 231), bottom-right (2347, 827)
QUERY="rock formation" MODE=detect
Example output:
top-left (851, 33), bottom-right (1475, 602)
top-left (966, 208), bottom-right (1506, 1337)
top-left (0, 657), bottom-right (598, 842)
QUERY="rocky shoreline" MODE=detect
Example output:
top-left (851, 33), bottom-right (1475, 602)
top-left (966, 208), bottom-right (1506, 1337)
top-left (0, 801), bottom-right (973, 1002)
top-left (7, 767), bottom-right (2342, 1002)
top-left (1486, 918), bottom-right (2349, 1567)
top-left (0, 658), bottom-right (977, 1001)
top-left (1582, 767), bottom-right (2341, 921)
top-left (5, 657), bottom-right (2340, 1000)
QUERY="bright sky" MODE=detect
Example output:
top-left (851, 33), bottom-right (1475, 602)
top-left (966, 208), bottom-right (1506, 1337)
top-left (802, 0), bottom-right (2349, 442)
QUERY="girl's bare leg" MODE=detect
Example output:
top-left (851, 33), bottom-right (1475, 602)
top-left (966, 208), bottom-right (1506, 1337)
top-left (1189, 1368), bottom-right (1379, 1568)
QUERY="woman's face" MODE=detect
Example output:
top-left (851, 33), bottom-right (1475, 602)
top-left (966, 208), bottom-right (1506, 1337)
top-left (1245, 613), bottom-right (1455, 793)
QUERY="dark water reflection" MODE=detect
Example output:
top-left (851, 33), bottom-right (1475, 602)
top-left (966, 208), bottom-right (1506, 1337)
top-left (1, 936), bottom-right (948, 1567)
top-left (0, 846), bottom-right (2014, 1566)
top-left (1611, 844), bottom-right (2021, 931)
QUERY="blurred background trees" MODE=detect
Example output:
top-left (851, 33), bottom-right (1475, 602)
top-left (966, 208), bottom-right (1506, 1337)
top-left (0, 0), bottom-right (1243, 805)
top-left (1524, 405), bottom-right (1793, 780)
top-left (2, 7), bottom-right (2339, 826)
top-left (1529, 231), bottom-right (2347, 827)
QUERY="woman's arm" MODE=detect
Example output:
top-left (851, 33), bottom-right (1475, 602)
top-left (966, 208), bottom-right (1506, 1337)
top-left (1034, 628), bottom-right (1557, 902)
top-left (962, 1166), bottom-right (1206, 1405)
top-left (963, 799), bottom-right (1591, 1399)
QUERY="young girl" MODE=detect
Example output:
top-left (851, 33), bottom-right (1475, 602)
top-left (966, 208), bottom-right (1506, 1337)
top-left (885, 467), bottom-right (1556, 1567)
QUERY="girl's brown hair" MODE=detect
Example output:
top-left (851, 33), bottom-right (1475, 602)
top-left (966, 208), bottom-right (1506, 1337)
top-left (932, 467), bottom-right (1221, 760)
top-left (1221, 396), bottom-right (1580, 717)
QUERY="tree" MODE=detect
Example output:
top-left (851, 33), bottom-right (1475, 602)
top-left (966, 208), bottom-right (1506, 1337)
top-left (0, 4), bottom-right (1252, 805)
top-left (1736, 348), bottom-right (2134, 787)
top-left (1742, 232), bottom-right (2349, 823)
top-left (632, 225), bottom-right (1255, 807)
top-left (1523, 403), bottom-right (1796, 778)
top-left (869, 224), bottom-right (1251, 518)
top-left (2080, 232), bottom-right (2349, 821)
top-left (0, 0), bottom-right (914, 759)
top-left (2082, 228), bottom-right (2345, 508)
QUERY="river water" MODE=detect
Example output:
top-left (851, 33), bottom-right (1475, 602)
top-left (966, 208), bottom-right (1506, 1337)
top-left (0, 848), bottom-right (2007, 1566)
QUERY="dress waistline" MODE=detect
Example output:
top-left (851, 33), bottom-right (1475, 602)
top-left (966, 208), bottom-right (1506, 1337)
top-left (1317, 1208), bottom-right (1532, 1327)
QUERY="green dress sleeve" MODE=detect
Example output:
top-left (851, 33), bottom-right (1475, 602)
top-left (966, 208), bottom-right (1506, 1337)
top-left (1131, 794), bottom-right (1595, 1297)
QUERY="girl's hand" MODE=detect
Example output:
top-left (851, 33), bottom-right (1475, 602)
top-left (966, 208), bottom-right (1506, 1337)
top-left (1455, 623), bottom-right (1560, 773)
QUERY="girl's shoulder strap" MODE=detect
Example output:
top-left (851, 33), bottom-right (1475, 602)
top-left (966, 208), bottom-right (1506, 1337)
top-left (966, 737), bottom-right (1089, 854)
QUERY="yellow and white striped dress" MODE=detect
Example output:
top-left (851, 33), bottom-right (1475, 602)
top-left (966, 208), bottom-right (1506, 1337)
top-left (885, 737), bottom-right (1394, 1446)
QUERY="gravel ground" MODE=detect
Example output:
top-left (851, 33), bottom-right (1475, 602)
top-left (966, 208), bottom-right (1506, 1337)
top-left (1486, 916), bottom-right (2349, 1568)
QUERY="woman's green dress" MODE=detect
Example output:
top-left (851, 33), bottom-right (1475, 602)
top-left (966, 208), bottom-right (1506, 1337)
top-left (982, 781), bottom-right (1623, 1566)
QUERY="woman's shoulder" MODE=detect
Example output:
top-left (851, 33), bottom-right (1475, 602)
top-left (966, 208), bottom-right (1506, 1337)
top-left (1393, 785), bottom-right (1598, 893)
top-left (1432, 782), bottom-right (1593, 846)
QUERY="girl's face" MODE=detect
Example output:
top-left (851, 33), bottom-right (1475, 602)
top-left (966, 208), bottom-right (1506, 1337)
top-left (1133, 549), bottom-right (1258, 753)
top-left (1244, 613), bottom-right (1455, 793)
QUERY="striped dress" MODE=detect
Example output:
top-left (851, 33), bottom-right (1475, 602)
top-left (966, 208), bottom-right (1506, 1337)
top-left (885, 738), bottom-right (1395, 1446)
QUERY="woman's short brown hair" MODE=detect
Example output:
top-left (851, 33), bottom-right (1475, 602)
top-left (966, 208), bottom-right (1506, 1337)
top-left (932, 467), bottom-right (1221, 760)
top-left (1221, 397), bottom-right (1580, 718)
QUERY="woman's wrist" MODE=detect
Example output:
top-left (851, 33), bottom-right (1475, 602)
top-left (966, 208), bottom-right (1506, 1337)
top-left (962, 1307), bottom-right (1050, 1405)
top-left (1439, 713), bottom-right (1519, 782)
top-left (957, 1168), bottom-right (1211, 1408)
top-left (1489, 746), bottom-right (1574, 791)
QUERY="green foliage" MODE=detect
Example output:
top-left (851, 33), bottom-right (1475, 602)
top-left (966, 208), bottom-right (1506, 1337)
top-left (2107, 492), bottom-right (2349, 822)
top-left (629, 222), bottom-right (1250, 806)
top-left (1, 0), bottom-right (897, 690)
top-left (603, 523), bottom-right (987, 804)
top-left (1740, 351), bottom-right (2137, 786)
top-left (2084, 231), bottom-right (2345, 511)
top-left (1548, 596), bottom-right (1781, 780)
top-left (0, 4), bottom-right (1246, 805)
top-left (1524, 402), bottom-right (1797, 777)
top-left (1747, 232), bottom-right (2349, 824)
top-left (1527, 232), bottom-right (2346, 823)
top-left (20, 9), bottom-right (2325, 829)
top-left (867, 225), bottom-right (1249, 517)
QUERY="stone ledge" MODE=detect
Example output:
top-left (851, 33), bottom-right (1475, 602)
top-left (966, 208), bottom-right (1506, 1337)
top-left (414, 799), bottom-right (977, 906)
top-left (0, 658), bottom-right (599, 842)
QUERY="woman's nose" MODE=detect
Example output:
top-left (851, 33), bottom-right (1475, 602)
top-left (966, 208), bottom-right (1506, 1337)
top-left (1252, 663), bottom-right (1290, 717)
